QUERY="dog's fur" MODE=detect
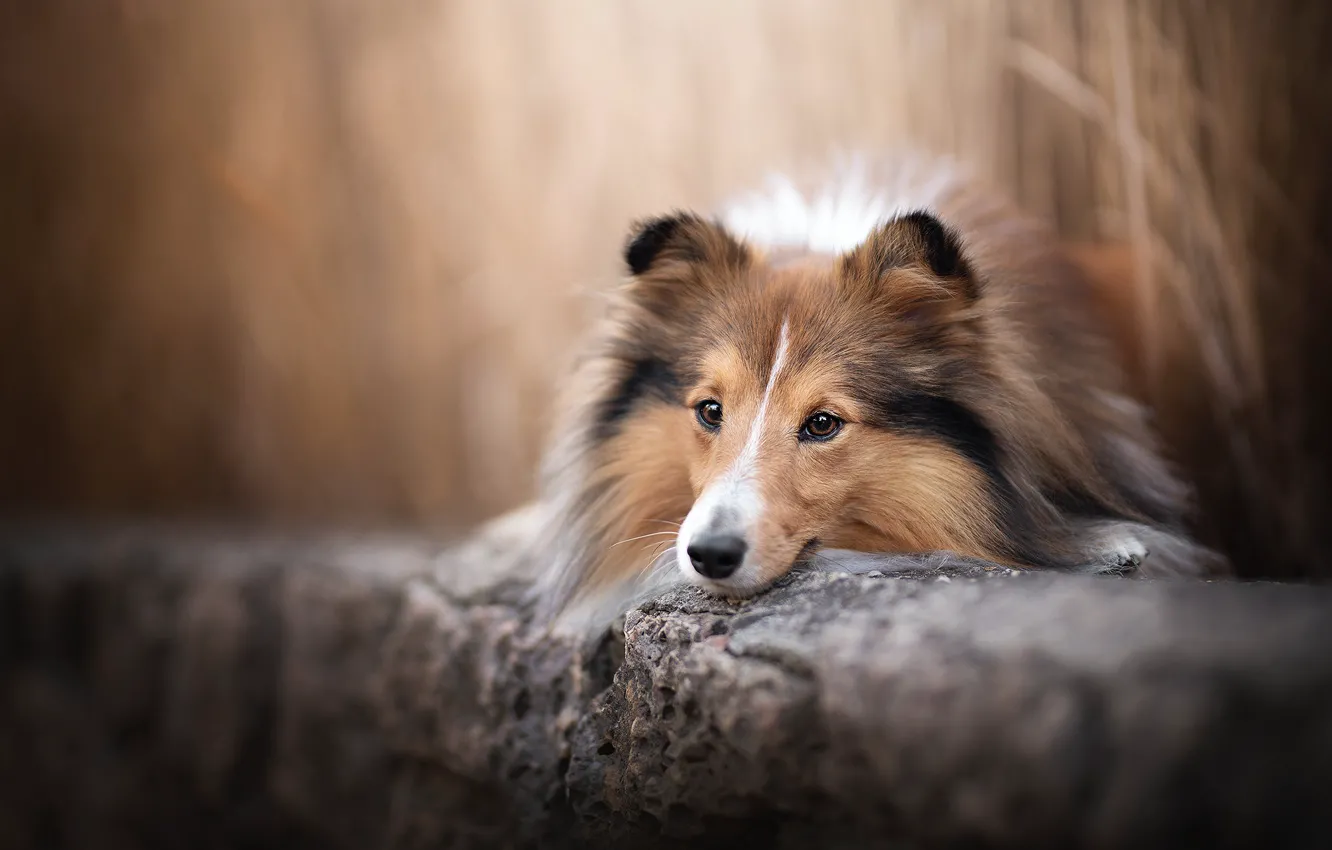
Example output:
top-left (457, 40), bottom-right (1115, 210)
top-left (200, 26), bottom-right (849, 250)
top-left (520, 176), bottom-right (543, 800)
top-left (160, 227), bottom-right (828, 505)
top-left (526, 155), bottom-right (1228, 626)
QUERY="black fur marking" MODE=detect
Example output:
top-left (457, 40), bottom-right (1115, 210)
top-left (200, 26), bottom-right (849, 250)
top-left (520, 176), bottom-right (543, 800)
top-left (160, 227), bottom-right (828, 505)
top-left (1051, 487), bottom-right (1138, 525)
top-left (593, 355), bottom-right (681, 442)
top-left (625, 214), bottom-right (689, 276)
top-left (866, 391), bottom-right (1000, 478)
top-left (860, 388), bottom-right (1060, 567)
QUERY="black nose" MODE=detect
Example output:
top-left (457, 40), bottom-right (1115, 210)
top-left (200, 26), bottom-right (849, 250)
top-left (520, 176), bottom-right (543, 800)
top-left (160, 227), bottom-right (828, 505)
top-left (687, 534), bottom-right (747, 579)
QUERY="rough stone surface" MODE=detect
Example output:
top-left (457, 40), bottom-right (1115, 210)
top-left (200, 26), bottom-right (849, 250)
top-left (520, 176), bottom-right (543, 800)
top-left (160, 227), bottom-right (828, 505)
top-left (3, 528), bottom-right (1332, 849)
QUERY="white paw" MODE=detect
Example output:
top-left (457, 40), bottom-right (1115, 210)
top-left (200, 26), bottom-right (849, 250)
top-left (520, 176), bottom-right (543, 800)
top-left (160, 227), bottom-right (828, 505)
top-left (1101, 533), bottom-right (1148, 568)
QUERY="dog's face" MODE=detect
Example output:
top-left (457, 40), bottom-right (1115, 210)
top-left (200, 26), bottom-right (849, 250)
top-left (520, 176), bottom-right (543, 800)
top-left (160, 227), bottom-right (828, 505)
top-left (587, 210), bottom-right (1007, 598)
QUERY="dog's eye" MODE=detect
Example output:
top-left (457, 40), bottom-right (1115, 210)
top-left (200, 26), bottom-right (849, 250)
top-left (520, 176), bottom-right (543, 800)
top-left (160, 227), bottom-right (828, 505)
top-left (800, 412), bottom-right (843, 441)
top-left (695, 399), bottom-right (723, 431)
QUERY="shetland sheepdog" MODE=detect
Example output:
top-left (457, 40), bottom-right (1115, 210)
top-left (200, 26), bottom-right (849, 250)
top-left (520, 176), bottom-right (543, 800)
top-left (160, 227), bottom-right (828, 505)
top-left (524, 154), bottom-right (1228, 627)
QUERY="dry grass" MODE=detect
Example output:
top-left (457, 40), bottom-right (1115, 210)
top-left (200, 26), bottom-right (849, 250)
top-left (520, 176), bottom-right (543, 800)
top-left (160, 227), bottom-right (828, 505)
top-left (1, 0), bottom-right (1329, 576)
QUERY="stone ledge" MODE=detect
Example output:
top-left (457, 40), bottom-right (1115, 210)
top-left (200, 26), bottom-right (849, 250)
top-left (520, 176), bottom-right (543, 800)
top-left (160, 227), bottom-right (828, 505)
top-left (2, 527), bottom-right (1331, 849)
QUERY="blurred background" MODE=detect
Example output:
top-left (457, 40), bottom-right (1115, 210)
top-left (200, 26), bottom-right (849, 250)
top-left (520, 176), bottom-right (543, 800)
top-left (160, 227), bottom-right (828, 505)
top-left (2, 1), bottom-right (1329, 578)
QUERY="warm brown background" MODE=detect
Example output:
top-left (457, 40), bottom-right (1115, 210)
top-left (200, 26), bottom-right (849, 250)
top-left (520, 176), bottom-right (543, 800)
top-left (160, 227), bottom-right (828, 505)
top-left (2, 1), bottom-right (1329, 578)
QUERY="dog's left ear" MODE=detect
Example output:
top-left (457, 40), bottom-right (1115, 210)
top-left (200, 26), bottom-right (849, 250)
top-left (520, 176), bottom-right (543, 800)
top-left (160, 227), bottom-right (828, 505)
top-left (622, 211), bottom-right (750, 277)
top-left (838, 210), bottom-right (978, 323)
top-left (620, 212), bottom-right (752, 315)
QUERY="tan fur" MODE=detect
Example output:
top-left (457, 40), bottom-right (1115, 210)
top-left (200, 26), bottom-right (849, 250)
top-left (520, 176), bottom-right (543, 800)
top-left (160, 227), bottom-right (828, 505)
top-left (531, 158), bottom-right (1227, 624)
top-left (826, 434), bottom-right (1014, 564)
top-left (581, 406), bottom-right (696, 592)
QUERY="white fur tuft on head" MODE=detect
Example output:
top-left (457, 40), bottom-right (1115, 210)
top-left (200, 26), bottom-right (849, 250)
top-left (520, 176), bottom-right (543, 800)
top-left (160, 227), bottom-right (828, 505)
top-left (719, 151), bottom-right (967, 254)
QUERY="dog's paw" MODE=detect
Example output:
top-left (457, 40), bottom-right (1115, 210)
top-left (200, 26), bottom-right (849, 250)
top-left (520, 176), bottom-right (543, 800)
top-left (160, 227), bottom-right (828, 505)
top-left (1098, 531), bottom-right (1148, 569)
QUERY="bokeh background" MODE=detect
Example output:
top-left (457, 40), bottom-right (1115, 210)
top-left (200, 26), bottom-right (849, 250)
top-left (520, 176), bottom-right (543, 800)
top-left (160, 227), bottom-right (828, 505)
top-left (2, 1), bottom-right (1329, 578)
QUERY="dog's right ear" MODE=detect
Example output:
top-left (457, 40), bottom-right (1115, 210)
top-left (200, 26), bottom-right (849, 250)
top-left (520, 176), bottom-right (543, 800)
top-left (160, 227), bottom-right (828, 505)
top-left (838, 210), bottom-right (978, 332)
top-left (623, 212), bottom-right (751, 278)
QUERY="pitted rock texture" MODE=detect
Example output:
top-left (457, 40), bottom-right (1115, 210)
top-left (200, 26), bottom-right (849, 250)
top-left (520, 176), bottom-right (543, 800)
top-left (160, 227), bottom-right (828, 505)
top-left (3, 529), bottom-right (1332, 850)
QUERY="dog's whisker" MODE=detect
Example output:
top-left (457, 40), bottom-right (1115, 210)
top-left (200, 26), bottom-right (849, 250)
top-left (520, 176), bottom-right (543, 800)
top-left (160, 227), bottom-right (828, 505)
top-left (609, 530), bottom-right (679, 549)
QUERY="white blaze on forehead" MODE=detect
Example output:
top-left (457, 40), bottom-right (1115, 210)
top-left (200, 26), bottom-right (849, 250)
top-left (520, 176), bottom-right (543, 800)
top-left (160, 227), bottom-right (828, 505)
top-left (737, 319), bottom-right (791, 473)
top-left (676, 319), bottom-right (792, 584)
